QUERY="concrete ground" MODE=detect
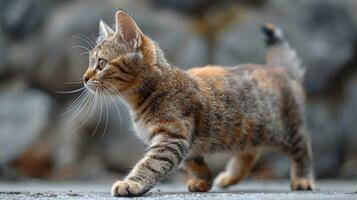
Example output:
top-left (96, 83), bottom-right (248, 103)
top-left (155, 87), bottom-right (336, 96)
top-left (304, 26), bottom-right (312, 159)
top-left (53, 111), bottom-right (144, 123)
top-left (0, 180), bottom-right (356, 200)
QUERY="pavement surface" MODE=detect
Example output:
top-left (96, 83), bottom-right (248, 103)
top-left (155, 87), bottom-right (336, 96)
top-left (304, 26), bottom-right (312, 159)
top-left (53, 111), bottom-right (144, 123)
top-left (0, 180), bottom-right (356, 200)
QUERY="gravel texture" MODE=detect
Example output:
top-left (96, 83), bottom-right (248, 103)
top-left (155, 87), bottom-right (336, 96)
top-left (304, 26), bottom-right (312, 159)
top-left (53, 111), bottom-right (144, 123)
top-left (0, 180), bottom-right (356, 200)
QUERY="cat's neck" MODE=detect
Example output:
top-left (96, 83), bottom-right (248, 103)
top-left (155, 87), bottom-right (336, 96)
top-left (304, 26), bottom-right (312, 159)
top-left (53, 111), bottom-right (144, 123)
top-left (120, 38), bottom-right (193, 112)
top-left (122, 63), bottom-right (189, 113)
top-left (153, 41), bottom-right (169, 68)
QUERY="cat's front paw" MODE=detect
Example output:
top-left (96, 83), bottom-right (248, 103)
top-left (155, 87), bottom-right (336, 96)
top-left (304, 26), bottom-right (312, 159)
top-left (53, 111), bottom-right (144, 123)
top-left (111, 180), bottom-right (148, 197)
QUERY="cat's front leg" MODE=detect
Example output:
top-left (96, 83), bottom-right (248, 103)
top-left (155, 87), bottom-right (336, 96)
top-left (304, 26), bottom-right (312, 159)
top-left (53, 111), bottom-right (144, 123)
top-left (111, 129), bottom-right (190, 197)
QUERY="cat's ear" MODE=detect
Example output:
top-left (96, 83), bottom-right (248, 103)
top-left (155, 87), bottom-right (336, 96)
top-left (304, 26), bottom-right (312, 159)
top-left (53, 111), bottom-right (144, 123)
top-left (114, 10), bottom-right (142, 49)
top-left (97, 20), bottom-right (114, 43)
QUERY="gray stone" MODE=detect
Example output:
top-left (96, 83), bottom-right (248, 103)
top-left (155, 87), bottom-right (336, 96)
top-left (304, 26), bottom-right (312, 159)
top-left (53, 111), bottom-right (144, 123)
top-left (0, 79), bottom-right (53, 166)
top-left (0, 0), bottom-right (44, 39)
top-left (0, 31), bottom-right (8, 75)
top-left (337, 75), bottom-right (357, 178)
top-left (306, 102), bottom-right (343, 178)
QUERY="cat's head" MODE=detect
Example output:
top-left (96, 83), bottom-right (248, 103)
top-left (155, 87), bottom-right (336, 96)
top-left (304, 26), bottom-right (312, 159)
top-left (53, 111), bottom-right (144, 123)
top-left (83, 10), bottom-right (160, 94)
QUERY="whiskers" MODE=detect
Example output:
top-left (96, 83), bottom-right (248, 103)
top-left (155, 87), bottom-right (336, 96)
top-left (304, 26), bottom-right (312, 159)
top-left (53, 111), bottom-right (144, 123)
top-left (67, 34), bottom-right (96, 57)
top-left (61, 81), bottom-right (125, 142)
top-left (56, 86), bottom-right (86, 94)
top-left (60, 34), bottom-right (125, 140)
top-left (64, 81), bottom-right (84, 85)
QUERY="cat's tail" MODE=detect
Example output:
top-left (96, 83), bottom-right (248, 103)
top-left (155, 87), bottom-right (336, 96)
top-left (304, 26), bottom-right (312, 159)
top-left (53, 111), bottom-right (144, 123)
top-left (261, 23), bottom-right (305, 82)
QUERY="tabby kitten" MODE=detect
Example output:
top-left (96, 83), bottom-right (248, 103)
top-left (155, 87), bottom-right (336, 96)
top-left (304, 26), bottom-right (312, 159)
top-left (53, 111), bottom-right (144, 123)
top-left (83, 10), bottom-right (315, 197)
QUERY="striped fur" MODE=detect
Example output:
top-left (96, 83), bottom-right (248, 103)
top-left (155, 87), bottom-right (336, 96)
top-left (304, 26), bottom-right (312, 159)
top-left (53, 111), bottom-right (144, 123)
top-left (83, 11), bottom-right (315, 197)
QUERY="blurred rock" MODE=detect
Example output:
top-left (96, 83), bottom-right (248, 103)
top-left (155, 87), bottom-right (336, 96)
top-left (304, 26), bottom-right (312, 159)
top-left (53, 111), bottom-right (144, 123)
top-left (151, 0), bottom-right (222, 16)
top-left (0, 31), bottom-right (8, 76)
top-left (37, 0), bottom-right (118, 91)
top-left (0, 0), bottom-right (44, 40)
top-left (0, 79), bottom-right (52, 166)
top-left (150, 0), bottom-right (267, 16)
top-left (12, 139), bottom-right (53, 178)
top-left (306, 102), bottom-right (344, 178)
top-left (216, 0), bottom-right (357, 94)
top-left (338, 74), bottom-right (357, 178)
top-left (175, 36), bottom-right (208, 69)
top-left (8, 35), bottom-right (44, 75)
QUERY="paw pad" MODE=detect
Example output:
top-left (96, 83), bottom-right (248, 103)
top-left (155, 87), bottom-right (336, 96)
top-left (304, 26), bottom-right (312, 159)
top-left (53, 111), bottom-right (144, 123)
top-left (187, 178), bottom-right (212, 192)
top-left (291, 178), bottom-right (315, 191)
top-left (111, 180), bottom-right (147, 197)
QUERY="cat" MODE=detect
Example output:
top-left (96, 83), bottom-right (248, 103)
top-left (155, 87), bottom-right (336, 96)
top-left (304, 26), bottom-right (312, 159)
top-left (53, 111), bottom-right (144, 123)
top-left (82, 10), bottom-right (315, 197)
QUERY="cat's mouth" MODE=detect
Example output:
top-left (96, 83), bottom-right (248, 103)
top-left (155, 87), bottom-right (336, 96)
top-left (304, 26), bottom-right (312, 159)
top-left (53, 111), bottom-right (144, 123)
top-left (85, 80), bottom-right (102, 93)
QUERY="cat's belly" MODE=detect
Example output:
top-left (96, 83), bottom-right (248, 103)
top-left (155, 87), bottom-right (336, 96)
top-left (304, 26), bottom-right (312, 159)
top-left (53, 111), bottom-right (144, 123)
top-left (188, 137), bottom-right (248, 156)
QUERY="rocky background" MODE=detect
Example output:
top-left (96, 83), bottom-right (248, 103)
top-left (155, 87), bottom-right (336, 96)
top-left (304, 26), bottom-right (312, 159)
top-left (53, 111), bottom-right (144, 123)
top-left (1, 0), bottom-right (357, 181)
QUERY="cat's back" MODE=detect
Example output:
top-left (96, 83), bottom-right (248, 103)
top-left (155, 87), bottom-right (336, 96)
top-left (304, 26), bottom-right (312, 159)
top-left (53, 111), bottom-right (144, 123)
top-left (187, 65), bottom-right (232, 79)
top-left (186, 64), bottom-right (304, 119)
top-left (187, 64), bottom-right (296, 92)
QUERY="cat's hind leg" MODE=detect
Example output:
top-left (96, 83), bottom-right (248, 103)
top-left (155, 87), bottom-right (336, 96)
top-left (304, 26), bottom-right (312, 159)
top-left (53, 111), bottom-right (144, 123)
top-left (214, 150), bottom-right (259, 188)
top-left (288, 128), bottom-right (315, 190)
top-left (184, 156), bottom-right (213, 192)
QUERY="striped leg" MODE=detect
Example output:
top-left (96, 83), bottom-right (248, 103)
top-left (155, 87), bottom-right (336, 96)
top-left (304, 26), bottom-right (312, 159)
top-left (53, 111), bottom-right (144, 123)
top-left (111, 131), bottom-right (189, 197)
top-left (289, 129), bottom-right (315, 190)
top-left (184, 157), bottom-right (212, 192)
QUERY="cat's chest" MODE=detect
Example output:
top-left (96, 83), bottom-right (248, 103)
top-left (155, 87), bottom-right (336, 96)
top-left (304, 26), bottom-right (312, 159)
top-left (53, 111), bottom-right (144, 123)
top-left (128, 109), bottom-right (150, 142)
top-left (132, 119), bottom-right (151, 143)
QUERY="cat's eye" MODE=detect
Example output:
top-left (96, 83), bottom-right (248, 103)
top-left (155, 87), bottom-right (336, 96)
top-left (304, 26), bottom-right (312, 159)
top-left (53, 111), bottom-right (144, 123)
top-left (97, 58), bottom-right (107, 70)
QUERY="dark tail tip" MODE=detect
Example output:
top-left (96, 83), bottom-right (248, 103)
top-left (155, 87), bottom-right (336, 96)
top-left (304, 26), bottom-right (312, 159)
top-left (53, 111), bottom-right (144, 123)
top-left (261, 23), bottom-right (284, 46)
